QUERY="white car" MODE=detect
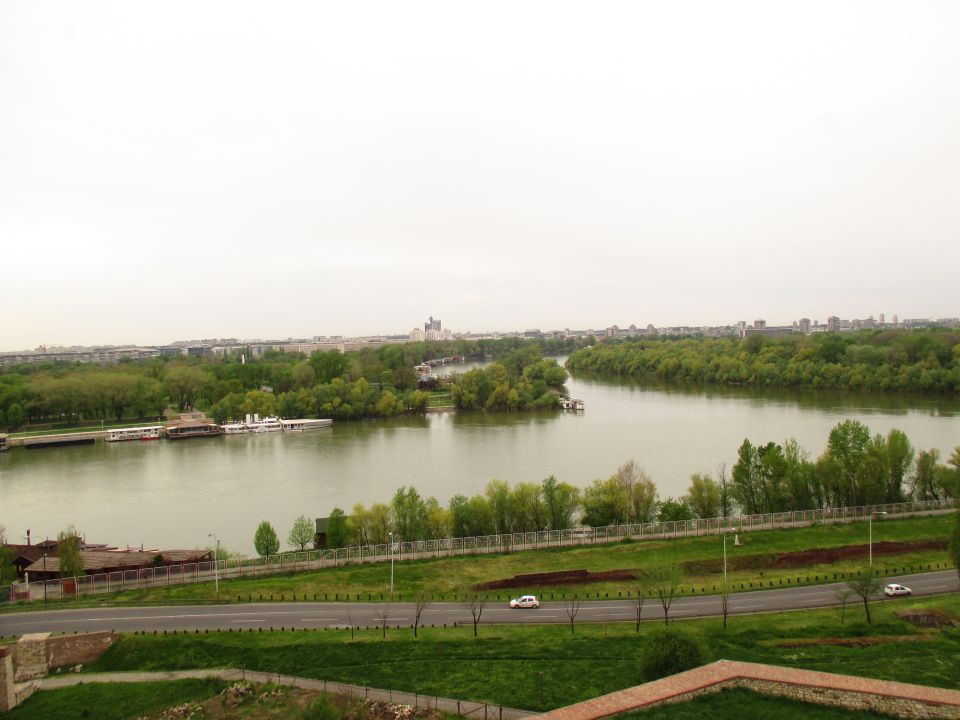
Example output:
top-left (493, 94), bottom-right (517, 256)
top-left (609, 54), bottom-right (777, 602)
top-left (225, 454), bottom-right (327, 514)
top-left (509, 595), bottom-right (540, 609)
top-left (883, 584), bottom-right (912, 597)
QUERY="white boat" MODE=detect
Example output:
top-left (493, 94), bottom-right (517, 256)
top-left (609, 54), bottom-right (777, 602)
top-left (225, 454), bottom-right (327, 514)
top-left (279, 418), bottom-right (333, 432)
top-left (105, 426), bottom-right (162, 442)
top-left (220, 422), bottom-right (249, 435)
top-left (245, 414), bottom-right (282, 432)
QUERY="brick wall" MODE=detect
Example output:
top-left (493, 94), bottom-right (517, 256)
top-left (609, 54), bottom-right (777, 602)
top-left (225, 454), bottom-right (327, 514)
top-left (533, 661), bottom-right (960, 720)
top-left (46, 632), bottom-right (116, 670)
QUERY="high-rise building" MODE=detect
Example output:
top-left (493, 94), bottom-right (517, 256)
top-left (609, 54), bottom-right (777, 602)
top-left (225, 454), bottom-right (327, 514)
top-left (827, 316), bottom-right (840, 332)
top-left (798, 318), bottom-right (811, 333)
top-left (424, 316), bottom-right (442, 332)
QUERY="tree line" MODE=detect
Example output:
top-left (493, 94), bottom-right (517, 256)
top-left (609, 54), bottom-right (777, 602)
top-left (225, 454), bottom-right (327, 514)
top-left (296, 420), bottom-right (959, 550)
top-left (0, 337), bottom-right (585, 429)
top-left (448, 346), bottom-right (569, 411)
top-left (565, 329), bottom-right (960, 394)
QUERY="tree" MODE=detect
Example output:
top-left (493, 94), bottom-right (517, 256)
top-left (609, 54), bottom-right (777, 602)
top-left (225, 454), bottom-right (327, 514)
top-left (462, 590), bottom-right (487, 637)
top-left (685, 473), bottom-right (721, 519)
top-left (541, 476), bottom-right (580, 530)
top-left (0, 526), bottom-right (16, 586)
top-left (324, 507), bottom-right (350, 549)
top-left (414, 592), bottom-right (430, 638)
top-left (715, 463), bottom-right (733, 518)
top-left (375, 602), bottom-right (391, 639)
top-left (647, 566), bottom-right (683, 625)
top-left (835, 589), bottom-right (853, 625)
top-left (657, 498), bottom-right (692, 523)
top-left (564, 595), bottom-right (583, 634)
top-left (6, 402), bottom-right (24, 429)
top-left (287, 515), bottom-right (314, 551)
top-left (912, 449), bottom-right (943, 501)
top-left (57, 527), bottom-right (84, 579)
top-left (254, 521), bottom-right (280, 557)
top-left (392, 486), bottom-right (427, 541)
top-left (632, 573), bottom-right (646, 633)
top-left (846, 567), bottom-right (881, 624)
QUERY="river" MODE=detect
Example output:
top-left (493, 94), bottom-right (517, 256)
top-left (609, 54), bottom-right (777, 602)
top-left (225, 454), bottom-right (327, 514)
top-left (1, 363), bottom-right (958, 554)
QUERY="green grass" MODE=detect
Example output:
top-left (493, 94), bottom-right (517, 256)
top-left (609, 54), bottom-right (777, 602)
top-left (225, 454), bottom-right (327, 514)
top-left (9, 420), bottom-right (162, 438)
top-left (427, 392), bottom-right (454, 407)
top-left (86, 593), bottom-right (960, 711)
top-left (616, 687), bottom-right (894, 719)
top-left (6, 678), bottom-right (226, 720)
top-left (19, 514), bottom-right (951, 609)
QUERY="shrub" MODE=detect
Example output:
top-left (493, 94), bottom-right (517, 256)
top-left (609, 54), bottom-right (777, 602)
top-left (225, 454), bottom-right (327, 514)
top-left (640, 627), bottom-right (705, 680)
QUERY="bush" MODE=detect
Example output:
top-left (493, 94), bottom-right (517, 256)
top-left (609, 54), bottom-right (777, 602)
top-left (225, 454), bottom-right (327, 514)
top-left (640, 627), bottom-right (705, 680)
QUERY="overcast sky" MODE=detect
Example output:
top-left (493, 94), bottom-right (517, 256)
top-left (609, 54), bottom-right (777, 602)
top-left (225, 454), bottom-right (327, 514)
top-left (1, 2), bottom-right (958, 349)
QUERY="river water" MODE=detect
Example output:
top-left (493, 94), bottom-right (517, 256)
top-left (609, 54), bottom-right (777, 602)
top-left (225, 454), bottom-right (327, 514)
top-left (1, 364), bottom-right (958, 554)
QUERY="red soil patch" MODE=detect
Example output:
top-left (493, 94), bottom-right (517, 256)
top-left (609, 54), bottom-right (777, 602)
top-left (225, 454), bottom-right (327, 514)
top-left (476, 568), bottom-right (636, 590)
top-left (682, 539), bottom-right (946, 574)
top-left (774, 634), bottom-right (930, 648)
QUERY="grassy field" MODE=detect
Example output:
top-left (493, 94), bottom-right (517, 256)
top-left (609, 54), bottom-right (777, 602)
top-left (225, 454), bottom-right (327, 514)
top-left (618, 687), bottom-right (895, 720)
top-left (85, 593), bottom-right (960, 711)
top-left (16, 514), bottom-right (951, 609)
top-left (5, 678), bottom-right (226, 720)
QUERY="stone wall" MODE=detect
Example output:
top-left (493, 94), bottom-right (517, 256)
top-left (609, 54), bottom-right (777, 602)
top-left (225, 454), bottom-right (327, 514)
top-left (0, 648), bottom-right (13, 713)
top-left (46, 632), bottom-right (116, 669)
top-left (12, 634), bottom-right (48, 682)
top-left (738, 678), bottom-right (960, 720)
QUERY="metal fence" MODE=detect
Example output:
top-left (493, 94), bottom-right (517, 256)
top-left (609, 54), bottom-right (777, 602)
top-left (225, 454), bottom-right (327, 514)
top-left (3, 498), bottom-right (954, 604)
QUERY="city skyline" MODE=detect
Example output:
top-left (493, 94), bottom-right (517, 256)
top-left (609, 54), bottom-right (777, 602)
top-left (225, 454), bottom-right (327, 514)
top-left (3, 2), bottom-right (959, 349)
top-left (3, 310), bottom-right (957, 357)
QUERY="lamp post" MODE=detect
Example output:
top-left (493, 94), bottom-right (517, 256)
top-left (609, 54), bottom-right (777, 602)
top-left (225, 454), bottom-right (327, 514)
top-left (389, 532), bottom-right (394, 597)
top-left (723, 528), bottom-right (728, 585)
top-left (208, 533), bottom-right (220, 597)
top-left (538, 671), bottom-right (544, 707)
top-left (869, 511), bottom-right (888, 566)
top-left (42, 552), bottom-right (48, 605)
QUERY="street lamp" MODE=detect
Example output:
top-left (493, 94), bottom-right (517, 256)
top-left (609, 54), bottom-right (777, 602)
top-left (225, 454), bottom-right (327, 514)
top-left (208, 533), bottom-right (220, 597)
top-left (869, 511), bottom-right (887, 566)
top-left (538, 671), bottom-right (544, 707)
top-left (389, 532), bottom-right (394, 597)
top-left (42, 551), bottom-right (48, 605)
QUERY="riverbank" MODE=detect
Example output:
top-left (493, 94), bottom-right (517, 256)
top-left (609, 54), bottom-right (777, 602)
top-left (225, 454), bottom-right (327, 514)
top-left (6, 514), bottom-right (952, 611)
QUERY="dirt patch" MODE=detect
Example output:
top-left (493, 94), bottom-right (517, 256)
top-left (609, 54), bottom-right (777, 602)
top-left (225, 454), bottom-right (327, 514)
top-left (773, 634), bottom-right (931, 649)
top-left (895, 609), bottom-right (959, 629)
top-left (682, 539), bottom-right (946, 574)
top-left (475, 568), bottom-right (636, 590)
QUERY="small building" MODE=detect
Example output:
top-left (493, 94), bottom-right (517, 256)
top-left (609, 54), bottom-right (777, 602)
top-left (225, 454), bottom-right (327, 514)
top-left (21, 548), bottom-right (214, 581)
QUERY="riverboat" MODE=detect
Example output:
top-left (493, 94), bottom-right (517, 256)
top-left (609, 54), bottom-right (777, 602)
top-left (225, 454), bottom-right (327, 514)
top-left (246, 414), bottom-right (282, 432)
top-left (165, 421), bottom-right (223, 440)
top-left (105, 426), bottom-right (162, 442)
top-left (220, 422), bottom-right (249, 435)
top-left (279, 418), bottom-right (333, 431)
top-left (559, 397), bottom-right (585, 411)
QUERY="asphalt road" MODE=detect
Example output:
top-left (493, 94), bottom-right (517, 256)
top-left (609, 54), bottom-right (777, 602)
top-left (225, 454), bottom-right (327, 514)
top-left (1, 570), bottom-right (956, 636)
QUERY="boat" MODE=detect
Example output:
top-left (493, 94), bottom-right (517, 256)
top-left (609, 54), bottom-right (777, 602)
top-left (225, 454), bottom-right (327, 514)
top-left (245, 414), bottom-right (282, 432)
top-left (279, 418), bottom-right (333, 432)
top-left (220, 422), bottom-right (249, 435)
top-left (165, 413), bottom-right (223, 440)
top-left (105, 426), bottom-right (162, 442)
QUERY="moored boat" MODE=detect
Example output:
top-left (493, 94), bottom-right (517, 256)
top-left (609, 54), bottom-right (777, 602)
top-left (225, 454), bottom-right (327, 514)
top-left (106, 426), bottom-right (163, 442)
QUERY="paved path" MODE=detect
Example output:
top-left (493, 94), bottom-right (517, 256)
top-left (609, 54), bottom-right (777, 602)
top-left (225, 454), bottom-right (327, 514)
top-left (1, 570), bottom-right (955, 636)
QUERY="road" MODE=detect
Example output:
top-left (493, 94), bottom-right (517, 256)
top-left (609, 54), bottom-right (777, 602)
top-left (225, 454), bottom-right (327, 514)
top-left (1, 570), bottom-right (955, 636)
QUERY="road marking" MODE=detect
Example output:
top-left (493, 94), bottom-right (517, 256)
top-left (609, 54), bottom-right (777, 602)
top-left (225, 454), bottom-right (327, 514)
top-left (231, 619), bottom-right (265, 623)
